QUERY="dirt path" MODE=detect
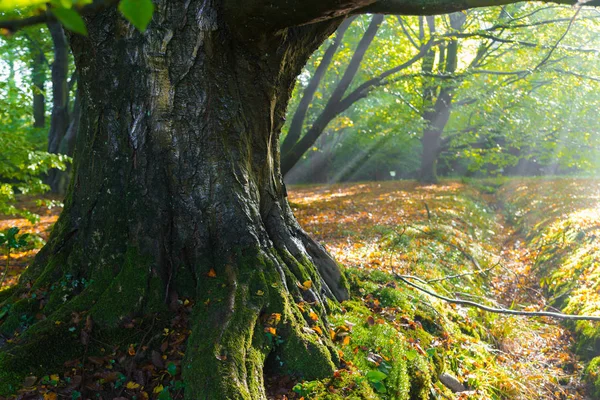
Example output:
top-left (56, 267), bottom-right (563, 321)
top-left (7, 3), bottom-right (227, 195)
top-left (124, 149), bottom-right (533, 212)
top-left (486, 196), bottom-right (589, 399)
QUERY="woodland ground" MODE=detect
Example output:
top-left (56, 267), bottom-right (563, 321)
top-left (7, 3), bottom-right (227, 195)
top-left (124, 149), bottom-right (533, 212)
top-left (1, 178), bottom-right (599, 399)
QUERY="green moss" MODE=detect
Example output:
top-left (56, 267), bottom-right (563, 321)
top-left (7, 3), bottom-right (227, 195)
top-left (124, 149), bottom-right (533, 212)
top-left (0, 319), bottom-right (83, 396)
top-left (90, 247), bottom-right (152, 326)
top-left (584, 356), bottom-right (600, 399)
top-left (406, 354), bottom-right (432, 400)
top-left (0, 286), bottom-right (16, 303)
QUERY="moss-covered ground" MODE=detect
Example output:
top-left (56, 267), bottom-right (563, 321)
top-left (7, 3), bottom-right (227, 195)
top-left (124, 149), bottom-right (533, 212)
top-left (1, 179), bottom-right (598, 399)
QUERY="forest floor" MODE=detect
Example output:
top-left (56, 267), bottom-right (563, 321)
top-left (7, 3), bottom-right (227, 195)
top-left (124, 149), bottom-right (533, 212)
top-left (1, 179), bottom-right (598, 399)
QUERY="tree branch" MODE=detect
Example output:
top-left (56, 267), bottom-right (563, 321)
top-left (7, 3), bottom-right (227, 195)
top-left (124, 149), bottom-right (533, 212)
top-left (358, 0), bottom-right (600, 16)
top-left (395, 274), bottom-right (600, 321)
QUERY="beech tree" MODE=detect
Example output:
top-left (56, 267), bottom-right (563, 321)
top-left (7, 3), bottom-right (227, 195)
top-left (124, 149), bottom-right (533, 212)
top-left (0, 0), bottom-right (598, 399)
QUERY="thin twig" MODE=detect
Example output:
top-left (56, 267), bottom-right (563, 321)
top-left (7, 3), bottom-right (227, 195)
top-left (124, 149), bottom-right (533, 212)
top-left (427, 262), bottom-right (499, 283)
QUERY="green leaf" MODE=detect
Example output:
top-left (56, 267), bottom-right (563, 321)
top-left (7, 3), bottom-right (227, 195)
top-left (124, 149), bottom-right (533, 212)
top-left (157, 388), bottom-right (172, 400)
top-left (372, 380), bottom-right (387, 393)
top-left (166, 362), bottom-right (177, 376)
top-left (366, 370), bottom-right (387, 383)
top-left (118, 0), bottom-right (154, 32)
top-left (405, 349), bottom-right (418, 361)
top-left (52, 7), bottom-right (88, 35)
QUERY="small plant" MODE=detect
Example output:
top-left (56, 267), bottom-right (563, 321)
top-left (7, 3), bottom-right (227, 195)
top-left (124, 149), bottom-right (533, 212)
top-left (0, 227), bottom-right (30, 288)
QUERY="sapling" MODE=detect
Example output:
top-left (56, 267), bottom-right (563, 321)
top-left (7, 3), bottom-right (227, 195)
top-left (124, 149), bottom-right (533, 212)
top-left (0, 227), bottom-right (29, 288)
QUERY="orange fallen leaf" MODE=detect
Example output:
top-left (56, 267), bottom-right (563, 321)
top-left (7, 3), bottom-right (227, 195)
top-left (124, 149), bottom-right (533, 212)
top-left (309, 311), bottom-right (319, 321)
top-left (264, 327), bottom-right (277, 335)
top-left (313, 326), bottom-right (323, 335)
top-left (207, 268), bottom-right (217, 277)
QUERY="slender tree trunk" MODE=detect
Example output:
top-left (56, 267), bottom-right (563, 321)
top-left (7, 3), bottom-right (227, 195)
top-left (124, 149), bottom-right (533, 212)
top-left (281, 17), bottom-right (355, 157)
top-left (46, 21), bottom-right (70, 193)
top-left (0, 4), bottom-right (348, 399)
top-left (31, 46), bottom-right (46, 128)
top-left (281, 14), bottom-right (383, 176)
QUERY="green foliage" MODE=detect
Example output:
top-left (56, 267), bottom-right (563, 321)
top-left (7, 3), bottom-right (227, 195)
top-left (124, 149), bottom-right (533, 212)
top-left (118, 0), bottom-right (154, 31)
top-left (0, 0), bottom-right (154, 34)
top-left (52, 6), bottom-right (87, 35)
top-left (285, 6), bottom-right (600, 183)
top-left (0, 90), bottom-right (68, 222)
top-left (0, 226), bottom-right (30, 287)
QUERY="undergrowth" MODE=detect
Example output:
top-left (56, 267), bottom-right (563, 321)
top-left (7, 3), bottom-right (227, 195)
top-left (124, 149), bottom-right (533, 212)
top-left (499, 178), bottom-right (600, 396)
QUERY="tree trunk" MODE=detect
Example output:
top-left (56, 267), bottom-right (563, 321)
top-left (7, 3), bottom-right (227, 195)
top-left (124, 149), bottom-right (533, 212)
top-left (419, 128), bottom-right (442, 183)
top-left (31, 46), bottom-right (46, 128)
top-left (418, 13), bottom-right (464, 184)
top-left (280, 17), bottom-right (355, 158)
top-left (0, 4), bottom-right (348, 399)
top-left (46, 21), bottom-right (70, 193)
top-left (281, 14), bottom-right (383, 176)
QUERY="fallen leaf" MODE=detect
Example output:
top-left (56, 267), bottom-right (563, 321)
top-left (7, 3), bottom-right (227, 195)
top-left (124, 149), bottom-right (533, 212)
top-left (264, 327), bottom-right (277, 335)
top-left (153, 384), bottom-right (164, 394)
top-left (126, 381), bottom-right (141, 390)
top-left (207, 268), bottom-right (217, 278)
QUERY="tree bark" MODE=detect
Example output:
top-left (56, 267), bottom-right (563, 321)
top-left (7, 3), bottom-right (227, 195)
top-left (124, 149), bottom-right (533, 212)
top-left (31, 45), bottom-right (46, 128)
top-left (0, 4), bottom-right (348, 399)
top-left (46, 21), bottom-right (70, 193)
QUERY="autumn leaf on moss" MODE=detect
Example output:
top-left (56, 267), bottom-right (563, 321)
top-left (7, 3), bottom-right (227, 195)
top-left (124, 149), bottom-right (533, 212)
top-left (264, 327), bottom-right (277, 335)
top-left (312, 326), bottom-right (323, 335)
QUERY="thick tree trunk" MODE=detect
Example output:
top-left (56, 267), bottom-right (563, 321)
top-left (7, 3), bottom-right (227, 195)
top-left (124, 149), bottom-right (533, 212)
top-left (419, 128), bottom-right (442, 183)
top-left (0, 3), bottom-right (348, 399)
top-left (46, 21), bottom-right (70, 193)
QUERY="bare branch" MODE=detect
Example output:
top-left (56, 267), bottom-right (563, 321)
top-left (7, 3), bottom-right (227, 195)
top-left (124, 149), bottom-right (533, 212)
top-left (358, 0), bottom-right (600, 16)
top-left (395, 274), bottom-right (600, 322)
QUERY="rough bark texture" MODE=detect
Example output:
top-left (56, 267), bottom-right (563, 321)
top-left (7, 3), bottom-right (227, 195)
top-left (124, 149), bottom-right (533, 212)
top-left (0, 2), bottom-right (349, 399)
